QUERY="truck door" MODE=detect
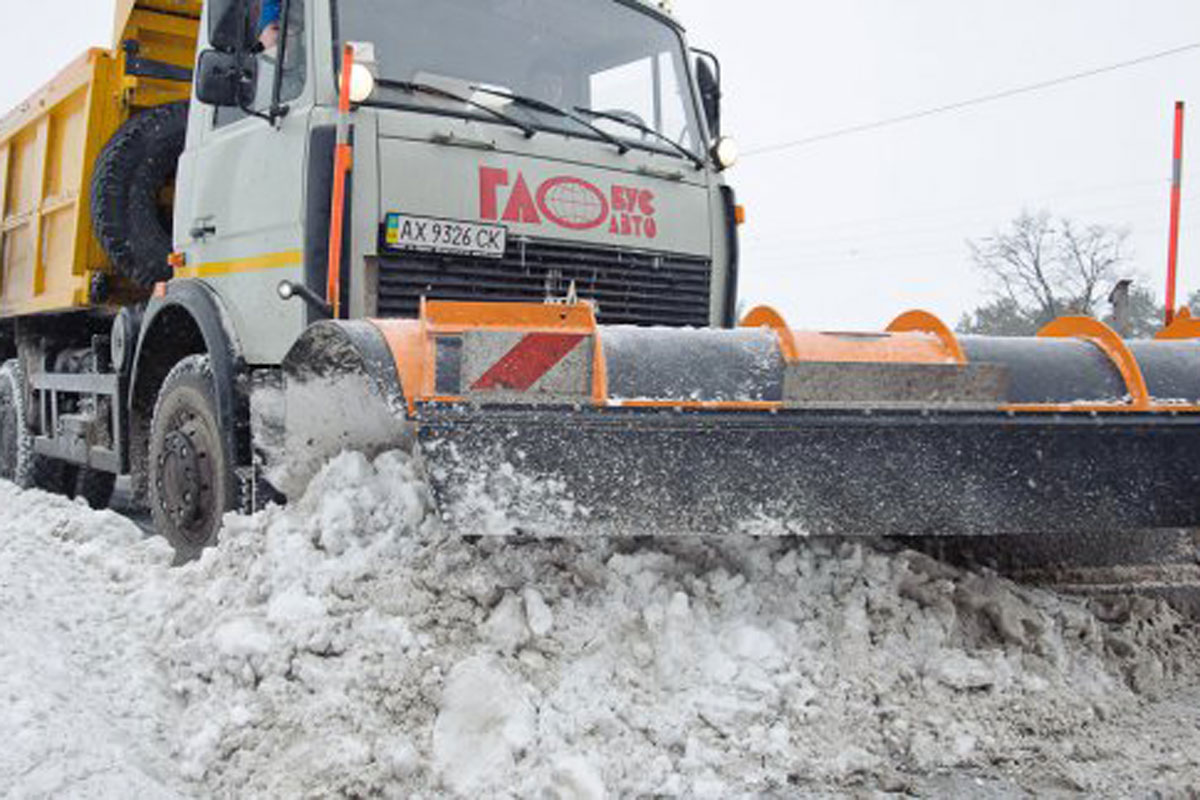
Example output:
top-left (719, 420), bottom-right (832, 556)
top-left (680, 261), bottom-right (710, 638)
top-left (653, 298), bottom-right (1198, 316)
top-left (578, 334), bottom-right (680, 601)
top-left (175, 0), bottom-right (310, 365)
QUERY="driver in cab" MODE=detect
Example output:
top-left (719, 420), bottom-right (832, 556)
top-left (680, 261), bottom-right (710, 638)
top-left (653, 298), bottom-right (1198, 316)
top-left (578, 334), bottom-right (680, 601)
top-left (258, 0), bottom-right (281, 48)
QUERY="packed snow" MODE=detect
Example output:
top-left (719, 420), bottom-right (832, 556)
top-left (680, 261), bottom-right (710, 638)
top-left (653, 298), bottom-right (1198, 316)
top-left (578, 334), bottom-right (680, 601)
top-left (2, 450), bottom-right (1200, 797)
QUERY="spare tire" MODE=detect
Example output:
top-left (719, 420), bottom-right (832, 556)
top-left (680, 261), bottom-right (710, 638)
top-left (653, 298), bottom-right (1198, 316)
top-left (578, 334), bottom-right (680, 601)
top-left (90, 101), bottom-right (189, 287)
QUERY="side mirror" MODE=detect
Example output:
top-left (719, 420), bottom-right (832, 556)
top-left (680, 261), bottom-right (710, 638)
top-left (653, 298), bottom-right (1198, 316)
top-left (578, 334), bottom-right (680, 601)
top-left (208, 0), bottom-right (247, 53)
top-left (693, 50), bottom-right (722, 138)
top-left (195, 50), bottom-right (255, 107)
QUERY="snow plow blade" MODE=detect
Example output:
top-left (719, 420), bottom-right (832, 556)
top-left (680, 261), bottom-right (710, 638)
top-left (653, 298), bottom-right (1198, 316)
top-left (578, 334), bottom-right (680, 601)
top-left (279, 301), bottom-right (1200, 537)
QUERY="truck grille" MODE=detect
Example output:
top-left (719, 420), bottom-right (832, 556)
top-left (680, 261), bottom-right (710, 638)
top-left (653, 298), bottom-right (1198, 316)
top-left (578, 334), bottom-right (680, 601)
top-left (373, 239), bottom-right (712, 327)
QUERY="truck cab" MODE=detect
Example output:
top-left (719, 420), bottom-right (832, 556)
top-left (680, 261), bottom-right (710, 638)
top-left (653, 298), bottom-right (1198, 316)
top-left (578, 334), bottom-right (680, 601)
top-left (177, 0), bottom-right (740, 366)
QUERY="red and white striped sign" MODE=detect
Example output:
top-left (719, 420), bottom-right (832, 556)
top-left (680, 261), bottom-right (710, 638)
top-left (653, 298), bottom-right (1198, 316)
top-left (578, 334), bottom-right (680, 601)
top-left (458, 330), bottom-right (592, 399)
top-left (471, 333), bottom-right (588, 391)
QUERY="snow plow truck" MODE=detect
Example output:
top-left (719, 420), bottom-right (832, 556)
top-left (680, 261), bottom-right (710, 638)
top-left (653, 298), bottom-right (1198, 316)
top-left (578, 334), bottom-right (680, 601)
top-left (1, 0), bottom-right (1199, 561)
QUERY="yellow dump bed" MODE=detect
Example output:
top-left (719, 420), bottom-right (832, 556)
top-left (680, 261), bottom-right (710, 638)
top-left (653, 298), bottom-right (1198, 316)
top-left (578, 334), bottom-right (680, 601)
top-left (0, 0), bottom-right (199, 317)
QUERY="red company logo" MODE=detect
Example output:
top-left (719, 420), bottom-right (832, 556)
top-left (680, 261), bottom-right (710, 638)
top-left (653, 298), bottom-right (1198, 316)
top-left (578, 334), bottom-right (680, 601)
top-left (479, 166), bottom-right (658, 240)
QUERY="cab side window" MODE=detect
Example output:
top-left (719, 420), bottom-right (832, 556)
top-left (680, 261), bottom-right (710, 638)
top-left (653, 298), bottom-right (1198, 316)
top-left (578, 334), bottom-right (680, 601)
top-left (214, 0), bottom-right (307, 128)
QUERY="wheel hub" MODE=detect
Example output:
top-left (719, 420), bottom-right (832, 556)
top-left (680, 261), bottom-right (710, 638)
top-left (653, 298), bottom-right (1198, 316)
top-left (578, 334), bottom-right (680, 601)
top-left (156, 418), bottom-right (211, 538)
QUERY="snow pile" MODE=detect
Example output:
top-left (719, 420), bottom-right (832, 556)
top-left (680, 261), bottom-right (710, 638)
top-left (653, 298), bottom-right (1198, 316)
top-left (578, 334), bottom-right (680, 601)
top-left (0, 484), bottom-right (181, 797)
top-left (151, 451), bottom-right (435, 792)
top-left (141, 450), bottom-right (1199, 796)
top-left (1, 451), bottom-right (1198, 796)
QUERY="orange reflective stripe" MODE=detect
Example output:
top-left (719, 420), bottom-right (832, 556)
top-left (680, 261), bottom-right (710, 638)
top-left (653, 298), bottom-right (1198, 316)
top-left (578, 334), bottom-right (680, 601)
top-left (327, 43), bottom-right (356, 318)
top-left (616, 400), bottom-right (781, 411)
top-left (592, 334), bottom-right (609, 404)
top-left (1002, 403), bottom-right (1200, 414)
top-left (423, 300), bottom-right (598, 333)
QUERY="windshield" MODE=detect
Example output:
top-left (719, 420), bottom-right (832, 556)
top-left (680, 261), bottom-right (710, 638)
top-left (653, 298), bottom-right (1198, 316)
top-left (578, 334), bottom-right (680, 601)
top-left (335, 0), bottom-right (704, 158)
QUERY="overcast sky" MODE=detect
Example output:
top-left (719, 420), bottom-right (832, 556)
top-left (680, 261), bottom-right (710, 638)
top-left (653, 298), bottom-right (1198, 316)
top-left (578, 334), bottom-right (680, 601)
top-left (1, 1), bottom-right (1196, 329)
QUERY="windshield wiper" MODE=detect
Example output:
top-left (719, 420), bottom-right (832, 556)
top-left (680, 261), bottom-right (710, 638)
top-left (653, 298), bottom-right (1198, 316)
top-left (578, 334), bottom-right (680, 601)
top-left (469, 86), bottom-right (630, 156)
top-left (374, 78), bottom-right (536, 139)
top-left (574, 107), bottom-right (705, 169)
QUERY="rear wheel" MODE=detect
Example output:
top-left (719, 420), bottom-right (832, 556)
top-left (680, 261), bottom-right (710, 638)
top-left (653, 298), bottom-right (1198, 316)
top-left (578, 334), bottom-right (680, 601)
top-left (0, 361), bottom-right (28, 485)
top-left (148, 356), bottom-right (236, 562)
top-left (0, 360), bottom-right (69, 491)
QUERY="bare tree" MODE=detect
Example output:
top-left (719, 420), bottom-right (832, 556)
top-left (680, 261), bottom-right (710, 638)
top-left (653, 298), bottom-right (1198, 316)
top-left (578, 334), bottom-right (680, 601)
top-left (969, 211), bottom-right (1062, 326)
top-left (1058, 219), bottom-right (1131, 316)
top-left (964, 211), bottom-right (1132, 335)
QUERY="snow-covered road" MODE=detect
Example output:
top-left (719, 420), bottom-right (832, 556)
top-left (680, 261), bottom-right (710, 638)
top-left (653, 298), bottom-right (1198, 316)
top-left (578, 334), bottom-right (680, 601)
top-left (2, 451), bottom-right (1200, 797)
top-left (0, 488), bottom-right (183, 797)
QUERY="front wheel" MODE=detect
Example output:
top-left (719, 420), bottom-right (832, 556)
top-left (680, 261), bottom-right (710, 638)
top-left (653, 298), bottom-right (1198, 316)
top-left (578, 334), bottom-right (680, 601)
top-left (149, 355), bottom-right (237, 562)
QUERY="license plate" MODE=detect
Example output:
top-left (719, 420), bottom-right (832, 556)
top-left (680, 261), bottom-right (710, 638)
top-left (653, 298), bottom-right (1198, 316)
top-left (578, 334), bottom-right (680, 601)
top-left (384, 213), bottom-right (507, 258)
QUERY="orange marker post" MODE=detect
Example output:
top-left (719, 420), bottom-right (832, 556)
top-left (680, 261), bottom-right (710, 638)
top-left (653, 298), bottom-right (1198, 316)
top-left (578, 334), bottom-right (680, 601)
top-left (1166, 101), bottom-right (1185, 326)
top-left (327, 44), bottom-right (356, 318)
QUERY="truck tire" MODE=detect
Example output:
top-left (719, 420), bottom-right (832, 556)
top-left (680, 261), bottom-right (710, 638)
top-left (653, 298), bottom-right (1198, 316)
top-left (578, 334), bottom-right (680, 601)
top-left (90, 101), bottom-right (189, 288)
top-left (148, 355), bottom-right (237, 562)
top-left (0, 360), bottom-right (69, 492)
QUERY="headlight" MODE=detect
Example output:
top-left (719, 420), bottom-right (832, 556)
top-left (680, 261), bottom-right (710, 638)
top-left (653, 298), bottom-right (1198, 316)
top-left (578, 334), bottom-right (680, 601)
top-left (348, 63), bottom-right (376, 104)
top-left (712, 136), bottom-right (739, 170)
top-left (705, 137), bottom-right (734, 170)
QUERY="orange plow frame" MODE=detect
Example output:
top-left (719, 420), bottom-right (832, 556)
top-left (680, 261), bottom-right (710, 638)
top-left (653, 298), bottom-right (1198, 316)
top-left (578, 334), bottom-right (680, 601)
top-left (367, 300), bottom-right (1200, 417)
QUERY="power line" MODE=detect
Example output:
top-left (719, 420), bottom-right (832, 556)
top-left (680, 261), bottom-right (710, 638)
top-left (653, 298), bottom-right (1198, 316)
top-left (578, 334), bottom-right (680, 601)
top-left (753, 187), bottom-right (1195, 255)
top-left (745, 175), bottom-right (1184, 248)
top-left (743, 191), bottom-right (1200, 264)
top-left (744, 42), bottom-right (1200, 158)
